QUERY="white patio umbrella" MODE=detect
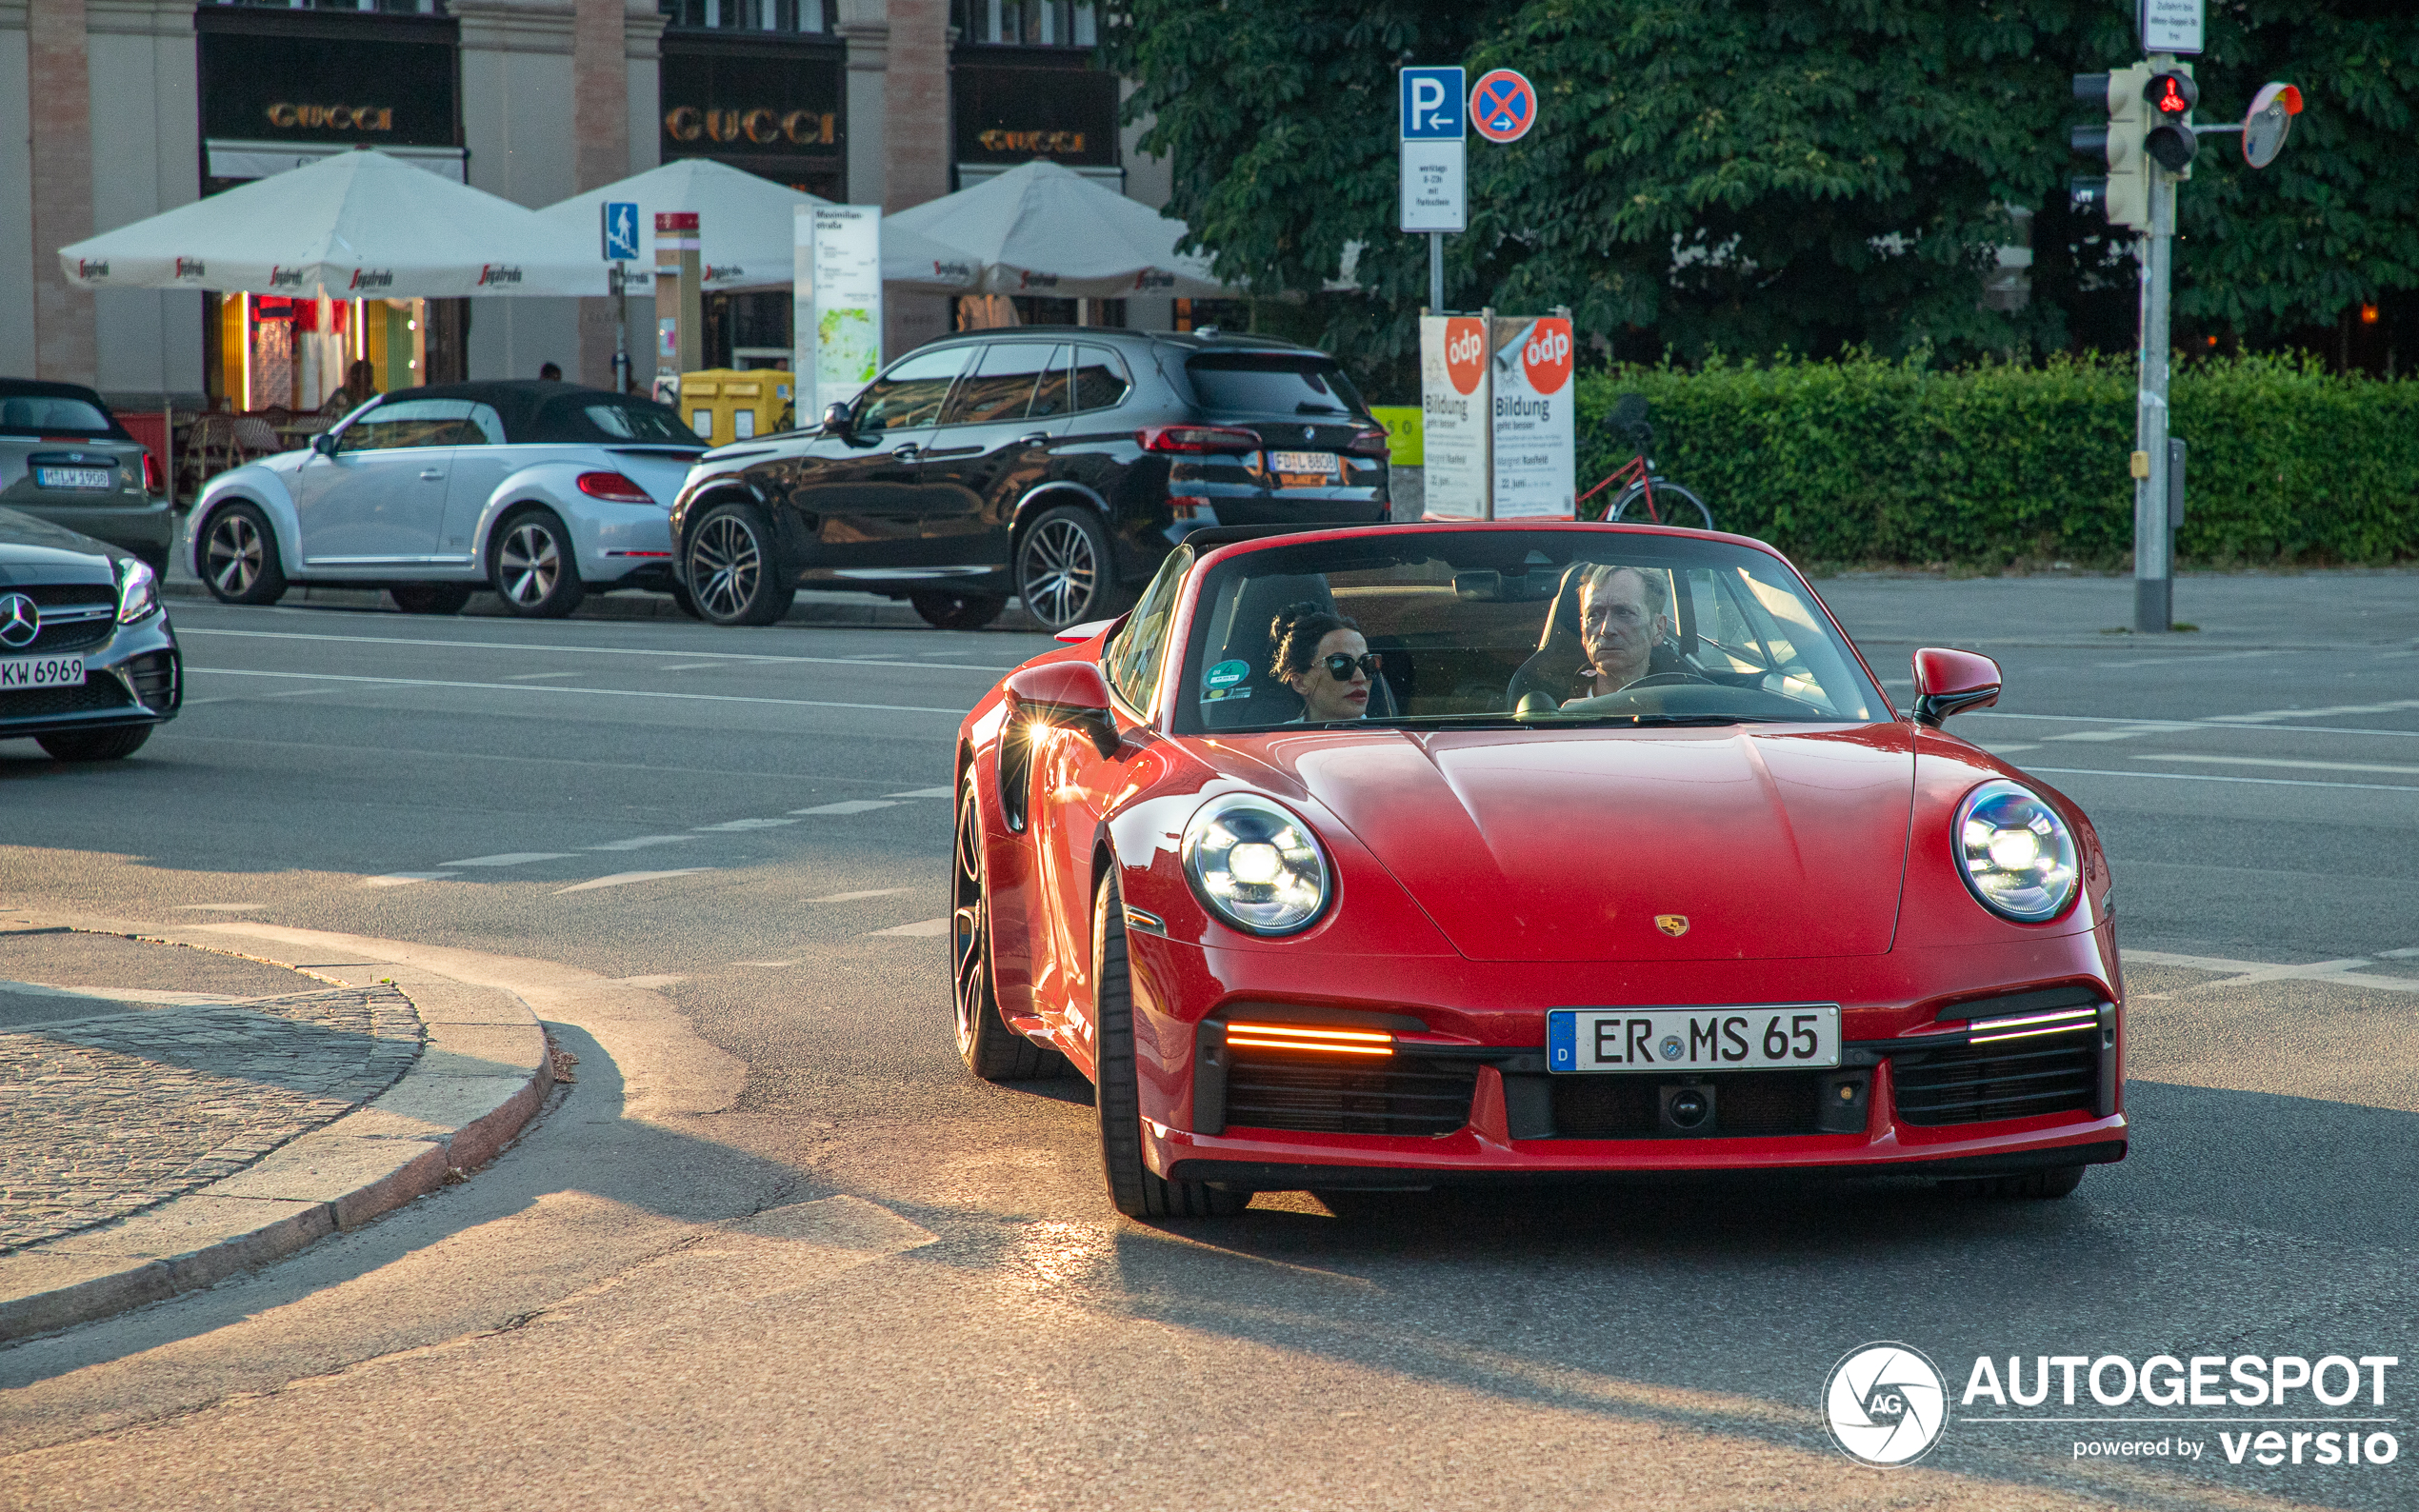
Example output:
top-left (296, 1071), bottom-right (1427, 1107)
top-left (57, 148), bottom-right (603, 298)
top-left (880, 160), bottom-right (1231, 298)
top-left (538, 158), bottom-right (830, 293)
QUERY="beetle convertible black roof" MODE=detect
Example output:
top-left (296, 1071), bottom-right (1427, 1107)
top-left (378, 380), bottom-right (698, 447)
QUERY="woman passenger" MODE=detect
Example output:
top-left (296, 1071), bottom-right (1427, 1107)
top-left (1270, 602), bottom-right (1376, 722)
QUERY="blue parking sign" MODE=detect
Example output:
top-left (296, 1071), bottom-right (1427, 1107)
top-left (602, 201), bottom-right (641, 263)
top-left (1400, 67), bottom-right (1465, 141)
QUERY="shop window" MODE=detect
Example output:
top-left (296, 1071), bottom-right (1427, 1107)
top-left (660, 0), bottom-right (836, 33)
top-left (955, 0), bottom-right (1097, 47)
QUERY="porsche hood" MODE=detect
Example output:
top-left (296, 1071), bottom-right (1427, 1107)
top-left (1270, 726), bottom-right (1913, 963)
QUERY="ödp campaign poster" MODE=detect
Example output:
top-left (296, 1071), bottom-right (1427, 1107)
top-left (1489, 314), bottom-right (1576, 519)
top-left (1419, 314), bottom-right (1490, 518)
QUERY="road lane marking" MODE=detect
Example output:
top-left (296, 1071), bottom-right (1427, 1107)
top-left (177, 627), bottom-right (1020, 673)
top-left (443, 852), bottom-right (579, 867)
top-left (2095, 649), bottom-right (2278, 669)
top-left (655, 663), bottom-right (723, 671)
top-left (2136, 753), bottom-right (2419, 777)
top-left (2027, 765), bottom-right (2419, 794)
top-left (731, 959), bottom-right (800, 967)
top-left (556, 871), bottom-right (713, 895)
top-left (867, 918), bottom-right (949, 937)
top-left (812, 888), bottom-right (912, 903)
top-left (505, 671), bottom-right (581, 681)
top-left (2206, 698), bottom-right (2419, 724)
top-left (2042, 726), bottom-right (2190, 742)
top-left (693, 817), bottom-right (795, 831)
top-left (366, 872), bottom-right (459, 886)
top-left (187, 666), bottom-right (970, 716)
top-left (171, 903), bottom-right (267, 910)
top-left (1967, 710), bottom-right (2419, 740)
top-left (790, 800), bottom-right (899, 815)
top-left (2123, 948), bottom-right (2419, 994)
top-left (587, 835), bottom-right (696, 850)
top-left (886, 786), bottom-right (953, 798)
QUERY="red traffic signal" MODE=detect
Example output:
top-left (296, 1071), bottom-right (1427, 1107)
top-left (2145, 71), bottom-right (2198, 115)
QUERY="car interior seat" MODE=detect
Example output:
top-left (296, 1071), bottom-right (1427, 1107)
top-left (1506, 562), bottom-right (1689, 708)
top-left (1197, 570), bottom-right (1399, 727)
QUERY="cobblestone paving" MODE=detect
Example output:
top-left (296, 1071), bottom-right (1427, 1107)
top-left (0, 985), bottom-right (422, 1253)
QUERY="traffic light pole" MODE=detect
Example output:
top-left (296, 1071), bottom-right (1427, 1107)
top-left (2134, 164), bottom-right (2176, 632)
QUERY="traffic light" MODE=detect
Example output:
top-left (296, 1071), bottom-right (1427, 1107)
top-left (2071, 64), bottom-right (2152, 232)
top-left (2143, 65), bottom-right (2198, 173)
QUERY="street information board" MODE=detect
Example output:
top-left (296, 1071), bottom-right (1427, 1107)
top-left (794, 205), bottom-right (884, 421)
top-left (1419, 314), bottom-right (1489, 516)
top-left (1399, 66), bottom-right (1467, 233)
top-left (1489, 313), bottom-right (1576, 518)
top-left (2140, 0), bottom-right (2203, 54)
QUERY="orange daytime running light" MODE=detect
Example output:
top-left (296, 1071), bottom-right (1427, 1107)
top-left (1224, 1022), bottom-right (1395, 1057)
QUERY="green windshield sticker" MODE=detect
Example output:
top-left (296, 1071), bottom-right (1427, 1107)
top-left (1205, 659), bottom-right (1249, 688)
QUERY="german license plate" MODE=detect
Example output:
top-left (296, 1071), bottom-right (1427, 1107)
top-left (1548, 1005), bottom-right (1841, 1073)
top-left (34, 467), bottom-right (112, 490)
top-left (0, 655), bottom-right (86, 689)
top-left (1268, 450), bottom-right (1337, 483)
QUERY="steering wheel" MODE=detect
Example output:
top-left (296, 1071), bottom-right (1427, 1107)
top-left (1619, 672), bottom-right (1711, 690)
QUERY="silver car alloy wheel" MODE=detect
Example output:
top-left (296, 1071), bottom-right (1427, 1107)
top-left (498, 520), bottom-right (562, 607)
top-left (691, 513), bottom-right (761, 621)
top-left (206, 511), bottom-right (262, 597)
top-left (1022, 517), bottom-right (1096, 628)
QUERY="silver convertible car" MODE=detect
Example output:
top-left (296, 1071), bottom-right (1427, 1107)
top-left (187, 381), bottom-right (705, 616)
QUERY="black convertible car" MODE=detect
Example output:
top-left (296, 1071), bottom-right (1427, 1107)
top-left (0, 506), bottom-right (180, 761)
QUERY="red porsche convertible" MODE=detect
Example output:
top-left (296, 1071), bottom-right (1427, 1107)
top-left (950, 523), bottom-right (2124, 1218)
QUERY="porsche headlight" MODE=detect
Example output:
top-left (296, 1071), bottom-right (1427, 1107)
top-left (1956, 780), bottom-right (2079, 923)
top-left (1181, 794), bottom-right (1330, 936)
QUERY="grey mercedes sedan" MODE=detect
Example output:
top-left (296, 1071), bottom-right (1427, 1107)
top-left (0, 506), bottom-right (180, 762)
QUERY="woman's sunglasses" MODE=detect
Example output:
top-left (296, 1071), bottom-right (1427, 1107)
top-left (1322, 652), bottom-right (1384, 681)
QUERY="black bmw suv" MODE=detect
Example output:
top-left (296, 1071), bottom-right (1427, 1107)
top-left (667, 328), bottom-right (1390, 631)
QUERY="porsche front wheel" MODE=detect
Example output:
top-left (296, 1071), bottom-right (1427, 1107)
top-left (953, 775), bottom-right (1064, 1081)
top-left (1094, 874), bottom-right (1247, 1220)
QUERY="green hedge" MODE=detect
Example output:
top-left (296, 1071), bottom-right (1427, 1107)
top-left (1571, 355), bottom-right (2419, 568)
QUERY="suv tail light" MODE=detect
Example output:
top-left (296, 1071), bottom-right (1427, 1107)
top-left (1344, 425), bottom-right (1392, 459)
top-left (1138, 424), bottom-right (1261, 454)
top-left (141, 450), bottom-right (163, 494)
top-left (576, 470), bottom-right (655, 503)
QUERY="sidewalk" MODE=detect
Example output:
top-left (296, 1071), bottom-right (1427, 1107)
top-left (0, 918), bottom-right (553, 1343)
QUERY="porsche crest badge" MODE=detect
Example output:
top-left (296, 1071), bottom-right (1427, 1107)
top-left (1654, 914), bottom-right (1690, 938)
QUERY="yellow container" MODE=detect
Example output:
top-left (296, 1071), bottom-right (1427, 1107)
top-left (1368, 404), bottom-right (1424, 467)
top-left (677, 368), bottom-right (795, 447)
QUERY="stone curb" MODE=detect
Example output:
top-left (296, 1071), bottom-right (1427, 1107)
top-left (0, 919), bottom-right (555, 1345)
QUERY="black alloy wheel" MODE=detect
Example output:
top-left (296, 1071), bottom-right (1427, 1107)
top-left (953, 774), bottom-right (1066, 1081)
top-left (37, 726), bottom-right (152, 762)
top-left (390, 584), bottom-right (474, 616)
top-left (685, 501), bottom-right (795, 627)
top-left (911, 589), bottom-right (1008, 631)
top-left (1094, 873), bottom-right (1247, 1220)
top-left (491, 507), bottom-right (586, 619)
top-left (198, 502), bottom-right (287, 606)
top-left (1015, 506), bottom-right (1119, 633)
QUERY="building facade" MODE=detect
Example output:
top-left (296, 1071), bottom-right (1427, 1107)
top-left (0, 0), bottom-right (1167, 412)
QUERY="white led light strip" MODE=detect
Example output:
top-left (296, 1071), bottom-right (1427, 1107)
top-left (1967, 1005), bottom-right (2099, 1044)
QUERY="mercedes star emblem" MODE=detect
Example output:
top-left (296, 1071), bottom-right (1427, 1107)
top-left (0, 593), bottom-right (39, 649)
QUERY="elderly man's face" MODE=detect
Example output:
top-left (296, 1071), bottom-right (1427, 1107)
top-left (1580, 569), bottom-right (1666, 681)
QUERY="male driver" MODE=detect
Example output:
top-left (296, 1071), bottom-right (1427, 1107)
top-left (1572, 563), bottom-right (1673, 699)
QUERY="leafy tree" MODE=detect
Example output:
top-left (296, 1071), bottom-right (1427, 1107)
top-left (1105, 0), bottom-right (2419, 378)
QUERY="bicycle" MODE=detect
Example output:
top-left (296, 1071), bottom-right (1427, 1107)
top-left (1576, 392), bottom-right (1714, 528)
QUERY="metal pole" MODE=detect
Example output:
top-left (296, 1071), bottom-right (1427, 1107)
top-left (610, 264), bottom-right (630, 393)
top-left (1429, 232), bottom-right (1444, 314)
top-left (2133, 166), bottom-right (2175, 633)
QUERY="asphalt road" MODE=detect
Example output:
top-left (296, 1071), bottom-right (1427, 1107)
top-left (1, 570), bottom-right (2414, 1511)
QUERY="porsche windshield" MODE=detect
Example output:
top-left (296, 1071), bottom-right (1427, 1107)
top-left (1175, 530), bottom-right (1884, 733)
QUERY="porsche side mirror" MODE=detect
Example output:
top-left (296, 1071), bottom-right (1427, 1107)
top-left (821, 402), bottom-right (854, 437)
top-left (310, 430), bottom-right (339, 458)
top-left (1004, 660), bottom-right (1122, 759)
top-left (1910, 647), bottom-right (2002, 726)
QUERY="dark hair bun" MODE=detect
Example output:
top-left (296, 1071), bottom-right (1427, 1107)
top-left (1269, 600), bottom-right (1361, 683)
